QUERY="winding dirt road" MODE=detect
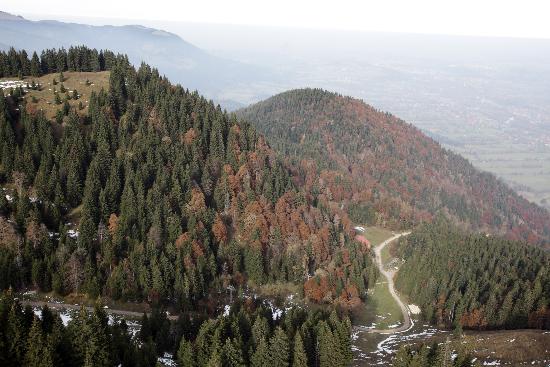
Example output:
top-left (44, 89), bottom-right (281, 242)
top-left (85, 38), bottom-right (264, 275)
top-left (359, 231), bottom-right (412, 334)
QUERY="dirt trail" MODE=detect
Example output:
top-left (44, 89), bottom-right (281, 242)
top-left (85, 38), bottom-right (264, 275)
top-left (358, 231), bottom-right (412, 334)
top-left (19, 300), bottom-right (179, 320)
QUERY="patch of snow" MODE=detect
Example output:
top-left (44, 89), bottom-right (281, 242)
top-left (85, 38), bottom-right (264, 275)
top-left (157, 352), bottom-right (176, 367)
top-left (408, 304), bottom-right (421, 315)
top-left (60, 311), bottom-right (72, 326)
top-left (272, 307), bottom-right (283, 321)
top-left (223, 305), bottom-right (231, 317)
top-left (67, 229), bottom-right (79, 238)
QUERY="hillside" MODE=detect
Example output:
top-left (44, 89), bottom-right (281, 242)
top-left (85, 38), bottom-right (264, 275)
top-left (237, 88), bottom-right (550, 246)
top-left (0, 47), bottom-right (375, 310)
top-left (395, 220), bottom-right (550, 330)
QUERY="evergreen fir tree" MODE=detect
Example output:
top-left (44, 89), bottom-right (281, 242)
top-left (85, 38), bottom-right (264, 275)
top-left (269, 327), bottom-right (290, 367)
top-left (292, 332), bottom-right (308, 367)
top-left (177, 337), bottom-right (195, 367)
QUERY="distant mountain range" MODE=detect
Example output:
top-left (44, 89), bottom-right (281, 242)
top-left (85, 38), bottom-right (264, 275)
top-left (0, 11), bottom-right (276, 107)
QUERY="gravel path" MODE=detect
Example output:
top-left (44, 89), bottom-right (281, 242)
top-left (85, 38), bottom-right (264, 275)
top-left (19, 300), bottom-right (179, 320)
top-left (358, 231), bottom-right (412, 334)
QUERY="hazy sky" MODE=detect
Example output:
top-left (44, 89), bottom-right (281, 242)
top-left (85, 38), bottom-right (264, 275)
top-left (4, 0), bottom-right (550, 39)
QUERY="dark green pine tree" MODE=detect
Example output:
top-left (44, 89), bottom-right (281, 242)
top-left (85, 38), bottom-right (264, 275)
top-left (108, 62), bottom-right (127, 119)
top-left (244, 245), bottom-right (265, 285)
top-left (65, 160), bottom-right (83, 208)
top-left (177, 337), bottom-right (195, 367)
top-left (392, 345), bottom-right (413, 367)
top-left (30, 52), bottom-right (41, 77)
top-left (269, 327), bottom-right (290, 367)
top-left (329, 311), bottom-right (353, 366)
top-left (222, 337), bottom-right (245, 367)
top-left (24, 316), bottom-right (53, 367)
top-left (316, 322), bottom-right (337, 367)
top-left (292, 332), bottom-right (308, 367)
top-left (0, 102), bottom-right (17, 177)
top-left (7, 303), bottom-right (27, 367)
top-left (83, 306), bottom-right (112, 367)
top-left (250, 337), bottom-right (270, 367)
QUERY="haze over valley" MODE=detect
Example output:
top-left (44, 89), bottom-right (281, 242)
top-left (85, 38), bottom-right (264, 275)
top-left (7, 12), bottom-right (550, 210)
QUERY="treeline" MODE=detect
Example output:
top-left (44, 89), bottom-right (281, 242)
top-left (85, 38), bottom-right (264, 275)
top-left (395, 220), bottom-right (550, 330)
top-left (0, 47), bottom-right (375, 308)
top-left (237, 88), bottom-right (550, 245)
top-left (0, 46), bottom-right (121, 78)
top-left (392, 341), bottom-right (478, 367)
top-left (0, 291), bottom-right (353, 367)
top-left (0, 292), bottom-right (153, 367)
top-left (176, 303), bottom-right (352, 367)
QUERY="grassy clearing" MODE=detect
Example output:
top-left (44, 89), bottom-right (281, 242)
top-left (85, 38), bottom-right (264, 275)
top-left (255, 282), bottom-right (302, 300)
top-left (422, 330), bottom-right (550, 366)
top-left (361, 226), bottom-right (394, 247)
top-left (365, 280), bottom-right (403, 329)
top-left (2, 71), bottom-right (110, 121)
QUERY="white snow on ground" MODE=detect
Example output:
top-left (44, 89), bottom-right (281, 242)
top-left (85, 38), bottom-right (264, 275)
top-left (67, 229), bottom-right (79, 238)
top-left (223, 305), bottom-right (231, 317)
top-left (482, 361), bottom-right (501, 366)
top-left (387, 323), bottom-right (402, 328)
top-left (33, 307), bottom-right (73, 326)
top-left (157, 352), bottom-right (176, 367)
top-left (408, 304), bottom-right (421, 315)
top-left (0, 80), bottom-right (29, 90)
top-left (5, 194), bottom-right (13, 202)
top-left (272, 307), bottom-right (283, 320)
top-left (354, 226), bottom-right (366, 232)
top-left (374, 327), bottom-right (446, 355)
top-left (262, 299), bottom-right (286, 321)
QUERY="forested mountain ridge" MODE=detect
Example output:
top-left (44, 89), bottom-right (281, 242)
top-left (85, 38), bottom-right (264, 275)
top-left (237, 88), bottom-right (550, 246)
top-left (0, 47), bottom-right (376, 309)
top-left (395, 220), bottom-right (550, 330)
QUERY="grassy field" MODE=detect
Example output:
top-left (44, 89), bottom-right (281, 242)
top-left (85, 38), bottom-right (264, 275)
top-left (363, 280), bottom-right (404, 329)
top-left (361, 226), bottom-right (394, 247)
top-left (424, 329), bottom-right (550, 366)
top-left (2, 71), bottom-right (110, 121)
top-left (352, 227), bottom-right (404, 329)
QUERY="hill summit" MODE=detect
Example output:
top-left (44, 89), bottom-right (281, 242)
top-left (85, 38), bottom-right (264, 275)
top-left (237, 88), bottom-right (550, 246)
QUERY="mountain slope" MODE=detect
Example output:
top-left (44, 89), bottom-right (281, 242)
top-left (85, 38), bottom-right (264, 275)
top-left (237, 88), bottom-right (550, 246)
top-left (0, 12), bottom-right (274, 104)
top-left (395, 220), bottom-right (550, 330)
top-left (0, 47), bottom-right (374, 308)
